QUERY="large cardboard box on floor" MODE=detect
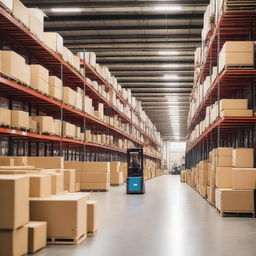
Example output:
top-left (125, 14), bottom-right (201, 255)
top-left (13, 0), bottom-right (29, 27)
top-left (0, 175), bottom-right (29, 229)
top-left (43, 32), bottom-right (63, 55)
top-left (110, 172), bottom-right (124, 185)
top-left (219, 41), bottom-right (254, 72)
top-left (27, 156), bottom-right (64, 169)
top-left (63, 169), bottom-right (76, 192)
top-left (207, 186), bottom-right (215, 205)
top-left (0, 50), bottom-right (30, 85)
top-left (87, 200), bottom-right (97, 234)
top-left (0, 156), bottom-right (28, 166)
top-left (28, 8), bottom-right (44, 40)
top-left (81, 172), bottom-right (109, 183)
top-left (80, 182), bottom-right (110, 191)
top-left (232, 148), bottom-right (254, 168)
top-left (29, 174), bottom-right (52, 198)
top-left (11, 110), bottom-right (29, 129)
top-left (0, 226), bottom-right (28, 256)
top-left (25, 221), bottom-right (47, 253)
top-left (215, 188), bottom-right (254, 212)
top-left (83, 162), bottom-right (110, 173)
top-left (232, 168), bottom-right (256, 190)
top-left (0, 107), bottom-right (11, 126)
top-left (30, 194), bottom-right (87, 239)
top-left (31, 116), bottom-right (54, 134)
top-left (215, 167), bottom-right (232, 188)
top-left (49, 76), bottom-right (62, 100)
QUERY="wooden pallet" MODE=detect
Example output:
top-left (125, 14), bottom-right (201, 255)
top-left (80, 189), bottom-right (109, 192)
top-left (47, 233), bottom-right (86, 245)
top-left (11, 126), bottom-right (29, 132)
top-left (87, 230), bottom-right (97, 237)
top-left (0, 72), bottom-right (28, 87)
top-left (217, 209), bottom-right (255, 217)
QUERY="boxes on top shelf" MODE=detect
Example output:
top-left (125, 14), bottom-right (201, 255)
top-left (0, 0), bottom-right (13, 11)
top-left (28, 8), bottom-right (44, 40)
top-left (13, 0), bottom-right (29, 27)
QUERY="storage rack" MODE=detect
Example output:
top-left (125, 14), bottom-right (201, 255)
top-left (0, 6), bottom-right (161, 163)
top-left (185, 10), bottom-right (256, 169)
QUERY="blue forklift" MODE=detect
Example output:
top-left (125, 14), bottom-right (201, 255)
top-left (126, 148), bottom-right (145, 194)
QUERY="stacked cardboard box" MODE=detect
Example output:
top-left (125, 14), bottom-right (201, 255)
top-left (0, 175), bottom-right (29, 256)
top-left (28, 8), bottom-right (44, 40)
top-left (110, 162), bottom-right (124, 185)
top-left (31, 116), bottom-right (55, 134)
top-left (49, 76), bottom-right (62, 101)
top-left (43, 32), bottom-right (63, 56)
top-left (0, 50), bottom-right (30, 85)
top-left (11, 110), bottom-right (29, 129)
top-left (87, 200), bottom-right (97, 235)
top-left (180, 170), bottom-right (187, 182)
top-left (30, 64), bottom-right (49, 94)
top-left (13, 0), bottom-right (29, 27)
top-left (63, 169), bottom-right (76, 192)
top-left (0, 107), bottom-right (11, 126)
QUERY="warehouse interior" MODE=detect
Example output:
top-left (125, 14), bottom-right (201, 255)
top-left (0, 0), bottom-right (256, 255)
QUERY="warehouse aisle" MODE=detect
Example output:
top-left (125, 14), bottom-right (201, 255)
top-left (37, 176), bottom-right (256, 256)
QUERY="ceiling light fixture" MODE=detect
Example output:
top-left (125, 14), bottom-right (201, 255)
top-left (161, 64), bottom-right (180, 68)
top-left (162, 74), bottom-right (179, 79)
top-left (154, 6), bottom-right (182, 11)
top-left (51, 8), bottom-right (82, 12)
top-left (158, 51), bottom-right (179, 55)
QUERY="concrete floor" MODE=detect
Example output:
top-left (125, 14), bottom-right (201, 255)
top-left (35, 176), bottom-right (256, 256)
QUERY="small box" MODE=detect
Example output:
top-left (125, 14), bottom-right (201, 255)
top-left (0, 226), bottom-right (28, 256)
top-left (87, 200), bottom-right (97, 234)
top-left (29, 174), bottom-right (52, 198)
top-left (0, 175), bottom-right (29, 229)
top-left (232, 148), bottom-right (254, 168)
top-left (25, 221), bottom-right (47, 253)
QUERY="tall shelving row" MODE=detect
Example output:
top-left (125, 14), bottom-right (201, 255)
top-left (0, 5), bottom-right (162, 164)
top-left (185, 3), bottom-right (256, 169)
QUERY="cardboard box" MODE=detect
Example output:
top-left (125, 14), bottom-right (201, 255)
top-left (207, 186), bottom-right (215, 205)
top-left (27, 157), bottom-right (64, 169)
top-left (43, 32), bottom-right (63, 55)
top-left (0, 107), bottom-right (11, 126)
top-left (73, 55), bottom-right (80, 71)
top-left (44, 172), bottom-right (64, 195)
top-left (31, 116), bottom-right (54, 134)
top-left (64, 161), bottom-right (83, 182)
top-left (63, 169), bottom-right (76, 192)
top-left (0, 50), bottom-right (30, 85)
top-left (110, 171), bottom-right (124, 185)
top-left (63, 87), bottom-right (76, 106)
top-left (219, 41), bottom-right (254, 72)
top-left (83, 162), bottom-right (110, 173)
top-left (215, 167), bottom-right (232, 188)
top-left (80, 182), bottom-right (109, 191)
top-left (0, 156), bottom-right (28, 166)
top-left (13, 0), bottom-right (29, 27)
top-left (232, 148), bottom-right (254, 168)
top-left (30, 195), bottom-right (87, 239)
top-left (1, 0), bottom-right (13, 10)
top-left (28, 8), bottom-right (44, 40)
top-left (29, 174), bottom-right (52, 198)
top-left (220, 109), bottom-right (253, 118)
top-left (180, 170), bottom-right (186, 182)
top-left (11, 110), bottom-right (29, 129)
top-left (213, 156), bottom-right (232, 167)
top-left (232, 168), bottom-right (256, 189)
top-left (0, 226), bottom-right (28, 256)
top-left (25, 221), bottom-right (47, 253)
top-left (82, 172), bottom-right (109, 183)
top-left (0, 175), bottom-right (29, 229)
top-left (215, 188), bottom-right (254, 212)
top-left (219, 99), bottom-right (248, 111)
top-left (54, 119), bottom-right (62, 136)
top-left (49, 76), bottom-right (62, 100)
top-left (63, 121), bottom-right (76, 138)
top-left (30, 64), bottom-right (49, 94)
top-left (87, 200), bottom-right (97, 233)
top-left (29, 116), bottom-right (37, 132)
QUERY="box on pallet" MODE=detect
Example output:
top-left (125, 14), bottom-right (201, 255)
top-left (11, 110), bottom-right (29, 129)
top-left (43, 32), bottom-right (63, 55)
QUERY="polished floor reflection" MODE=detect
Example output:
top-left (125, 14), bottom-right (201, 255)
top-left (36, 175), bottom-right (256, 256)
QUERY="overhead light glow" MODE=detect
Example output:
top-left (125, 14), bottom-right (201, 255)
top-left (154, 6), bottom-right (182, 11)
top-left (161, 64), bottom-right (180, 68)
top-left (51, 8), bottom-right (82, 12)
top-left (162, 74), bottom-right (179, 79)
top-left (158, 51), bottom-right (179, 55)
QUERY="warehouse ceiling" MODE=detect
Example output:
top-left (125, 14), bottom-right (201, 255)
top-left (22, 0), bottom-right (208, 141)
